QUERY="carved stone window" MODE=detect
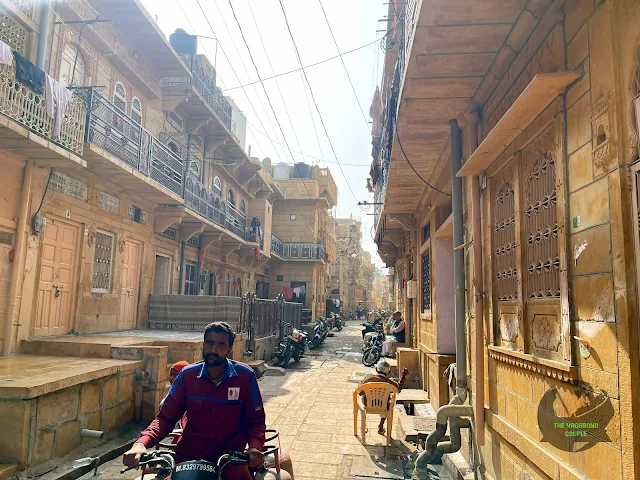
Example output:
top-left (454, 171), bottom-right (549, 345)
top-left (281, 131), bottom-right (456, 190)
top-left (523, 151), bottom-right (560, 299)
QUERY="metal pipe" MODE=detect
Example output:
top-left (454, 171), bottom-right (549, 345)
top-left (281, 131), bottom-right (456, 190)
top-left (80, 429), bottom-right (104, 439)
top-left (178, 240), bottom-right (186, 294)
top-left (415, 405), bottom-right (473, 467)
top-left (450, 118), bottom-right (467, 402)
top-left (469, 113), bottom-right (485, 447)
top-left (3, 160), bottom-right (33, 356)
top-left (36, 1), bottom-right (51, 70)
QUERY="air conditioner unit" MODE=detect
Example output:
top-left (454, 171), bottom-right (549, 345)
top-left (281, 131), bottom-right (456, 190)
top-left (406, 280), bottom-right (417, 299)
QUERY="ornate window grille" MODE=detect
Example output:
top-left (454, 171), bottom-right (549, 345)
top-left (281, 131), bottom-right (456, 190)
top-left (0, 13), bottom-right (28, 55)
top-left (98, 191), bottom-right (120, 214)
top-left (113, 82), bottom-right (126, 113)
top-left (49, 171), bottom-right (87, 201)
top-left (421, 250), bottom-right (431, 312)
top-left (131, 97), bottom-right (142, 125)
top-left (493, 181), bottom-right (517, 301)
top-left (524, 152), bottom-right (560, 299)
top-left (92, 231), bottom-right (114, 293)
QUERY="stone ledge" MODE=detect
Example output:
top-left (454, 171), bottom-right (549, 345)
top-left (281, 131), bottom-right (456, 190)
top-left (488, 345), bottom-right (577, 382)
top-left (0, 355), bottom-right (143, 400)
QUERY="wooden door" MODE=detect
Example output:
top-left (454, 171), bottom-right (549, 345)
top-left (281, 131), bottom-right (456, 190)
top-left (34, 219), bottom-right (80, 337)
top-left (119, 239), bottom-right (141, 329)
top-left (153, 255), bottom-right (170, 295)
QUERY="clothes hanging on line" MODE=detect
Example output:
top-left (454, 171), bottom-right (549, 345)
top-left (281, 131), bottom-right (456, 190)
top-left (45, 74), bottom-right (73, 138)
top-left (14, 52), bottom-right (44, 94)
top-left (293, 287), bottom-right (301, 296)
top-left (283, 287), bottom-right (294, 301)
top-left (0, 41), bottom-right (13, 66)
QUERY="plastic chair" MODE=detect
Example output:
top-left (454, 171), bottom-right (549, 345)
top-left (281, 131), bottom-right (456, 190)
top-left (353, 381), bottom-right (398, 445)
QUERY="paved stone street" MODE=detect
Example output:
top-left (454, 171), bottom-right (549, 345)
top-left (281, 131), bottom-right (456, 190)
top-left (72, 322), bottom-right (453, 480)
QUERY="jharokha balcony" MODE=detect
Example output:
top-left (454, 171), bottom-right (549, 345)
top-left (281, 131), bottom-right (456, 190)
top-left (0, 61), bottom-right (87, 167)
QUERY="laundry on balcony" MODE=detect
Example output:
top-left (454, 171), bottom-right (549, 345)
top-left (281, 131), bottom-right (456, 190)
top-left (283, 287), bottom-right (294, 301)
top-left (0, 40), bottom-right (13, 66)
top-left (45, 74), bottom-right (73, 138)
top-left (14, 52), bottom-right (44, 94)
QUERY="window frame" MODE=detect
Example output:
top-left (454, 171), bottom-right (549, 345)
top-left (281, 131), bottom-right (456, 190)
top-left (487, 119), bottom-right (571, 366)
top-left (131, 96), bottom-right (142, 125)
top-left (113, 82), bottom-right (127, 113)
top-left (184, 261), bottom-right (198, 295)
top-left (91, 230), bottom-right (115, 294)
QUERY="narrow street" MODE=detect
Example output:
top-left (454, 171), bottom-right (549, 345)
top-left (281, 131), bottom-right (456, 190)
top-left (69, 322), bottom-right (454, 480)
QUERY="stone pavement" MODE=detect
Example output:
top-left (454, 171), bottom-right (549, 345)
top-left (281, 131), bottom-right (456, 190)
top-left (71, 322), bottom-right (454, 480)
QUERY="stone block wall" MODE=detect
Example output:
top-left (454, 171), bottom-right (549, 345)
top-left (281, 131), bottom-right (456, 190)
top-left (0, 361), bottom-right (140, 469)
top-left (454, 1), bottom-right (639, 479)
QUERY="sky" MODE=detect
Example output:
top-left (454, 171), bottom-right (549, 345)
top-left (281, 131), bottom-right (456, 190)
top-left (141, 0), bottom-right (388, 271)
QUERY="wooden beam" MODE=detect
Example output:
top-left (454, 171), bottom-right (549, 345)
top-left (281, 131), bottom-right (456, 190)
top-left (458, 72), bottom-right (579, 177)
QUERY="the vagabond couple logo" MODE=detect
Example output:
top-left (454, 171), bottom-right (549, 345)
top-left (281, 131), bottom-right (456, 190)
top-left (538, 383), bottom-right (614, 452)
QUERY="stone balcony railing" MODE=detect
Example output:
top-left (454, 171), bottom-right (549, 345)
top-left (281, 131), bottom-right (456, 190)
top-left (271, 235), bottom-right (326, 261)
top-left (0, 62), bottom-right (86, 155)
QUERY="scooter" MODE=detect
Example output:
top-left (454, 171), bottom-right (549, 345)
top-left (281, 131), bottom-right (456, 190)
top-left (330, 314), bottom-right (343, 331)
top-left (308, 317), bottom-right (328, 349)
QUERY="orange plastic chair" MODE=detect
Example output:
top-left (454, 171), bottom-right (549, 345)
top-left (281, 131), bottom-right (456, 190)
top-left (353, 381), bottom-right (398, 446)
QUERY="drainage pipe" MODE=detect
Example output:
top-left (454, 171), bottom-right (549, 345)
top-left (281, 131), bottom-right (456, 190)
top-left (36, 1), bottom-right (51, 70)
top-left (450, 118), bottom-right (467, 403)
top-left (178, 240), bottom-right (186, 294)
top-left (3, 160), bottom-right (33, 356)
top-left (416, 405), bottom-right (473, 467)
top-left (468, 113), bottom-right (485, 447)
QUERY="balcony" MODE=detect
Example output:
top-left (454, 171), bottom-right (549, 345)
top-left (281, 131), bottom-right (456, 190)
top-left (0, 61), bottom-right (86, 166)
top-left (271, 235), bottom-right (326, 261)
top-left (84, 88), bottom-right (184, 203)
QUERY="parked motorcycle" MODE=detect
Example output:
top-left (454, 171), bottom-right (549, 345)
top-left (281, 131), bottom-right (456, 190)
top-left (114, 430), bottom-right (291, 480)
top-left (362, 324), bottom-right (384, 367)
top-left (273, 324), bottom-right (307, 367)
top-left (330, 313), bottom-right (343, 331)
top-left (308, 317), bottom-right (329, 349)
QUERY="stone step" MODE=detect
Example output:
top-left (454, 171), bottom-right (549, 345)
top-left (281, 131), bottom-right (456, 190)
top-left (247, 360), bottom-right (266, 378)
top-left (0, 465), bottom-right (17, 479)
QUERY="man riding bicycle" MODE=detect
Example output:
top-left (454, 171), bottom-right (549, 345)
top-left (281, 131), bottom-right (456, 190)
top-left (123, 322), bottom-right (265, 480)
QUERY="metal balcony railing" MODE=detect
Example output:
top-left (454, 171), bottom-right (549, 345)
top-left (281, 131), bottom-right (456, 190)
top-left (184, 176), bottom-right (226, 227)
top-left (226, 203), bottom-right (247, 239)
top-left (270, 235), bottom-right (326, 261)
top-left (86, 88), bottom-right (183, 195)
top-left (163, 54), bottom-right (234, 133)
top-left (0, 62), bottom-right (86, 155)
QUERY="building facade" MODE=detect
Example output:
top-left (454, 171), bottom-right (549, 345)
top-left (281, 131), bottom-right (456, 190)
top-left (372, 0), bottom-right (640, 479)
top-left (0, 0), bottom-right (339, 352)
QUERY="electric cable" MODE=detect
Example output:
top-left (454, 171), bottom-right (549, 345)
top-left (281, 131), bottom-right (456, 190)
top-left (277, 0), bottom-right (360, 202)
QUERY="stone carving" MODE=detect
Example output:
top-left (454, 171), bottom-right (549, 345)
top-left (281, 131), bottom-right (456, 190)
top-left (531, 313), bottom-right (561, 353)
top-left (499, 312), bottom-right (518, 343)
top-left (592, 93), bottom-right (615, 177)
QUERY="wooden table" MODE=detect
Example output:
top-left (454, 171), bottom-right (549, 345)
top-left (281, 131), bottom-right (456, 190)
top-left (396, 388), bottom-right (429, 415)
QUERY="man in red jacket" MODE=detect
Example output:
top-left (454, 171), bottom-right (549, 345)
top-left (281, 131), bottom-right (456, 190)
top-left (123, 322), bottom-right (265, 480)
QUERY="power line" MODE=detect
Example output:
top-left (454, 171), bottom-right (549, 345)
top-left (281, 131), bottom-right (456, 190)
top-left (220, 36), bottom-right (383, 93)
top-left (395, 123), bottom-right (451, 197)
top-left (224, 0), bottom-right (315, 198)
top-left (317, 0), bottom-right (370, 133)
top-left (244, 0), bottom-right (309, 165)
top-left (278, 0), bottom-right (360, 202)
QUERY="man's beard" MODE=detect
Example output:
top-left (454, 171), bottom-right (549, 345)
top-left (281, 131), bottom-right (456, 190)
top-left (203, 353), bottom-right (225, 366)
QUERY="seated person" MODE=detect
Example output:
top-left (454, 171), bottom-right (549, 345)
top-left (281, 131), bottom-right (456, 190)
top-left (382, 311), bottom-right (406, 357)
top-left (359, 360), bottom-right (409, 435)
